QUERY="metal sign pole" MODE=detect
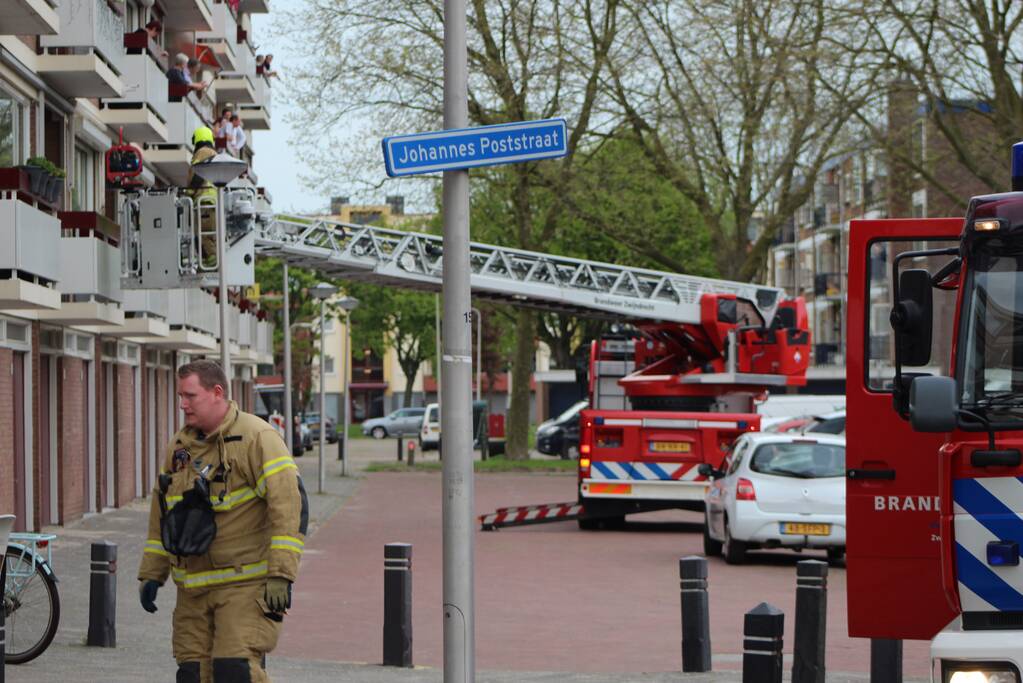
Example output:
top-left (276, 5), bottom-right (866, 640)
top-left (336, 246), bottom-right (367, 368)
top-left (217, 185), bottom-right (232, 399)
top-left (283, 263), bottom-right (293, 453)
top-left (317, 298), bottom-right (327, 494)
top-left (441, 0), bottom-right (475, 680)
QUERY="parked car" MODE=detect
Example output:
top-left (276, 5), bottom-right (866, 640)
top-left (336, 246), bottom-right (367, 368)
top-left (804, 410), bottom-right (846, 435)
top-left (419, 401), bottom-right (493, 454)
top-left (535, 400), bottom-right (588, 459)
top-left (303, 412), bottom-right (338, 443)
top-left (701, 432), bottom-right (846, 565)
top-left (362, 407), bottom-right (426, 439)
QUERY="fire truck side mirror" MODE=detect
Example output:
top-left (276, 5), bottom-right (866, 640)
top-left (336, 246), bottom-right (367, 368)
top-left (890, 269), bottom-right (933, 367)
top-left (909, 376), bottom-right (957, 432)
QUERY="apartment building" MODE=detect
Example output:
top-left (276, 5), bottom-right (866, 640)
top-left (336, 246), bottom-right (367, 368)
top-left (0, 0), bottom-right (274, 531)
top-left (766, 88), bottom-right (996, 392)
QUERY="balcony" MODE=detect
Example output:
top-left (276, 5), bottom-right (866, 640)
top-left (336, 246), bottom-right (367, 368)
top-left (145, 146), bottom-right (193, 186)
top-left (0, 185), bottom-right (61, 311)
top-left (238, 74), bottom-right (270, 130)
top-left (256, 319), bottom-right (273, 364)
top-left (110, 290), bottom-right (170, 338)
top-left (238, 0), bottom-right (270, 14)
top-left (151, 288), bottom-right (218, 350)
top-left (196, 3), bottom-right (238, 71)
top-left (813, 272), bottom-right (841, 298)
top-left (216, 72), bottom-right (255, 104)
top-left (101, 51), bottom-right (169, 143)
top-left (38, 0), bottom-right (125, 98)
top-left (0, 0), bottom-right (59, 35)
top-left (37, 212), bottom-right (123, 326)
top-left (162, 0), bottom-right (213, 32)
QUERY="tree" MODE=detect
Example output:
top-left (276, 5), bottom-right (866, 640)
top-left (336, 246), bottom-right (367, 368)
top-left (346, 283), bottom-right (437, 409)
top-left (825, 0), bottom-right (1022, 207)
top-left (282, 0), bottom-right (625, 458)
top-left (609, 0), bottom-right (869, 280)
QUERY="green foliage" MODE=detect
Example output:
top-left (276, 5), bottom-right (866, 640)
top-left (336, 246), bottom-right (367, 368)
top-left (26, 156), bottom-right (65, 178)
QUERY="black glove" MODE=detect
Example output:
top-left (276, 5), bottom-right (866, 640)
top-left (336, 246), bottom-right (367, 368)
top-left (264, 577), bottom-right (292, 613)
top-left (139, 580), bottom-right (161, 613)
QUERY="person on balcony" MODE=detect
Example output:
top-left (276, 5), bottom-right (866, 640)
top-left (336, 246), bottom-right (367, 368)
top-left (167, 54), bottom-right (208, 93)
top-left (228, 116), bottom-right (246, 157)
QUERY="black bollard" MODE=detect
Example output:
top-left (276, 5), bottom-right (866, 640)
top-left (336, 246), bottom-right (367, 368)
top-left (87, 541), bottom-right (117, 647)
top-left (743, 602), bottom-right (784, 683)
top-left (792, 560), bottom-right (828, 683)
top-left (397, 437), bottom-right (404, 462)
top-left (679, 556), bottom-right (712, 672)
top-left (870, 639), bottom-right (902, 683)
top-left (383, 543), bottom-right (413, 667)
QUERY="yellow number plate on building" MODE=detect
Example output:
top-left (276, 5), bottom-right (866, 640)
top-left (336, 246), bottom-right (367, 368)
top-left (649, 441), bottom-right (691, 453)
top-left (780, 523), bottom-right (831, 536)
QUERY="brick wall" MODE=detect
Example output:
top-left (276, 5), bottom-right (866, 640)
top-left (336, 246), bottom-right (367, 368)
top-left (115, 364), bottom-right (135, 507)
top-left (156, 368), bottom-right (171, 468)
top-left (58, 357), bottom-right (87, 523)
top-left (29, 324), bottom-right (40, 528)
top-left (96, 351), bottom-right (106, 511)
top-left (0, 348), bottom-right (13, 516)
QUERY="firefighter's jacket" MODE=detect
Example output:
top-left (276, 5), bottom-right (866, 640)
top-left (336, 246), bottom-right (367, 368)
top-left (138, 402), bottom-right (309, 592)
top-left (186, 144), bottom-right (217, 201)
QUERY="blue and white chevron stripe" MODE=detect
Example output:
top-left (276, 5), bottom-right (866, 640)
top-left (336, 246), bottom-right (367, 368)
top-left (588, 461), bottom-right (700, 481)
top-left (953, 476), bottom-right (1023, 611)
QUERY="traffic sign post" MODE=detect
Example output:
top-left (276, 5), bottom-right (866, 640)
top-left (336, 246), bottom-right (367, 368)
top-left (383, 119), bottom-right (568, 177)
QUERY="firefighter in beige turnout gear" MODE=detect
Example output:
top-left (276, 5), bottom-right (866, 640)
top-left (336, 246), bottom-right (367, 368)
top-left (138, 360), bottom-right (309, 683)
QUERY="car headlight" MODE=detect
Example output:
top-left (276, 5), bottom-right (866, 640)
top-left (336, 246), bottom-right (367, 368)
top-left (944, 662), bottom-right (1021, 683)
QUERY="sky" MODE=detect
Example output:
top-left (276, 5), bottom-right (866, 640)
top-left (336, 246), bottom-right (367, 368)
top-left (249, 0), bottom-right (328, 214)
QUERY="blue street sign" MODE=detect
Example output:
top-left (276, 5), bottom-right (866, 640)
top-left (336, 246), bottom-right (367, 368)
top-left (382, 118), bottom-right (568, 177)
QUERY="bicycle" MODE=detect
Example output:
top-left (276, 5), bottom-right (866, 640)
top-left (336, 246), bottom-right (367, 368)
top-left (4, 531), bottom-right (60, 664)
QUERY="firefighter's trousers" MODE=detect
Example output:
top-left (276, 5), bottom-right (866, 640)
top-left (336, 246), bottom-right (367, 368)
top-left (172, 581), bottom-right (281, 683)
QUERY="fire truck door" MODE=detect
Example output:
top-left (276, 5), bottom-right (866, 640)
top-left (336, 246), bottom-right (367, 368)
top-left (846, 218), bottom-right (962, 640)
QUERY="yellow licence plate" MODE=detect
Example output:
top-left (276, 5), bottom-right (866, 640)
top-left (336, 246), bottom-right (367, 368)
top-left (650, 441), bottom-right (691, 453)
top-left (780, 523), bottom-right (831, 536)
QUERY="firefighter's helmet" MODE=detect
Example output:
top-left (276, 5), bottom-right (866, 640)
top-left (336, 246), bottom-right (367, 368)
top-left (192, 126), bottom-right (214, 146)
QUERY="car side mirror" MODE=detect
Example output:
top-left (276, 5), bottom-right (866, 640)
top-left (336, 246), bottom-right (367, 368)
top-left (890, 269), bottom-right (933, 367)
top-left (698, 463), bottom-right (724, 479)
top-left (909, 376), bottom-right (957, 432)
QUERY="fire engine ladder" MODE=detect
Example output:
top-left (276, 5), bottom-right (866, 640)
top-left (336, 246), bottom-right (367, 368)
top-left (256, 216), bottom-right (786, 326)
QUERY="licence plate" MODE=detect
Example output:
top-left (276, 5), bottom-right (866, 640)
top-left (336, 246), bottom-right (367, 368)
top-left (650, 441), bottom-right (691, 453)
top-left (780, 522), bottom-right (831, 536)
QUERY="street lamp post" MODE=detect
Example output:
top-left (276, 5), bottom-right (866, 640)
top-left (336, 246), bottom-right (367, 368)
top-left (472, 307), bottom-right (481, 402)
top-left (336, 296), bottom-right (359, 476)
top-left (191, 153), bottom-right (248, 397)
top-left (310, 282), bottom-right (338, 494)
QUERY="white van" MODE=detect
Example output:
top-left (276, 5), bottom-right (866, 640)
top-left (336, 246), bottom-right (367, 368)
top-left (756, 394), bottom-right (845, 418)
top-left (420, 403), bottom-right (441, 450)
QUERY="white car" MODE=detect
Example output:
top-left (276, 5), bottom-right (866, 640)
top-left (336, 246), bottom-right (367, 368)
top-left (701, 432), bottom-right (846, 565)
top-left (419, 403), bottom-right (441, 451)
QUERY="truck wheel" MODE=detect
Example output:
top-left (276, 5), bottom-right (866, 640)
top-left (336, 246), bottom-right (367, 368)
top-left (703, 515), bottom-right (722, 557)
top-left (723, 518), bottom-right (747, 565)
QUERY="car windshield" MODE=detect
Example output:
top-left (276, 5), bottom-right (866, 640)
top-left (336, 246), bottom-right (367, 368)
top-left (554, 400), bottom-right (588, 424)
top-left (749, 442), bottom-right (845, 479)
top-left (960, 241), bottom-right (1023, 419)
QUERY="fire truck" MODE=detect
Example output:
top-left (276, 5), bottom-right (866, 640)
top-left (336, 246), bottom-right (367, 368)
top-left (846, 146), bottom-right (1023, 679)
top-left (575, 293), bottom-right (811, 528)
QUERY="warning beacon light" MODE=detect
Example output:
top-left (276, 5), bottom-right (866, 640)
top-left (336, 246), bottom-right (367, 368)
top-left (105, 126), bottom-right (143, 186)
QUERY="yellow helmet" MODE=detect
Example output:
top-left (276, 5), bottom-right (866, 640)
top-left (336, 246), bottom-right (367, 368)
top-left (192, 126), bottom-right (214, 145)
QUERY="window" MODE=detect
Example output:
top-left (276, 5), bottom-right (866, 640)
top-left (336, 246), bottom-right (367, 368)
top-left (749, 442), bottom-right (845, 479)
top-left (323, 317), bottom-right (335, 333)
top-left (324, 355), bottom-right (335, 374)
top-left (72, 145), bottom-right (96, 211)
top-left (0, 90), bottom-right (24, 167)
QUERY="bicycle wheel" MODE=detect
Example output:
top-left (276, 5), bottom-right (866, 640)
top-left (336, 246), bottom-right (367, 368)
top-left (4, 545), bottom-right (60, 664)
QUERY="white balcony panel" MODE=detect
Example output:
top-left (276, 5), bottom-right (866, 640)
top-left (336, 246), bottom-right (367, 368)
top-left (95, 316), bottom-right (169, 338)
top-left (102, 53), bottom-right (170, 142)
top-left (0, 199), bottom-right (61, 283)
top-left (229, 305), bottom-right (240, 342)
top-left (37, 301), bottom-right (124, 326)
top-left (148, 327), bottom-right (216, 351)
top-left (36, 53), bottom-right (123, 98)
top-left (165, 98), bottom-right (203, 147)
top-left (0, 0), bottom-right (59, 35)
top-left (196, 3), bottom-right (238, 71)
top-left (40, 0), bottom-right (124, 74)
top-left (237, 311), bottom-right (253, 346)
top-left (238, 77), bottom-right (270, 130)
top-left (0, 279), bottom-right (61, 311)
top-left (215, 74), bottom-right (254, 105)
top-left (163, 0), bottom-right (213, 32)
top-left (146, 147), bottom-right (192, 186)
top-left (54, 235), bottom-right (122, 303)
top-left (122, 289), bottom-right (170, 319)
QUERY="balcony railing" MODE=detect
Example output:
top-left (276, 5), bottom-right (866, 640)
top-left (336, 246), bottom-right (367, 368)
top-left (54, 211), bottom-right (122, 303)
top-left (123, 289), bottom-right (169, 319)
top-left (1, 0), bottom-right (60, 35)
top-left (162, 0), bottom-right (214, 32)
top-left (39, 0), bottom-right (125, 97)
top-left (197, 2), bottom-right (238, 70)
top-left (103, 51), bottom-right (169, 142)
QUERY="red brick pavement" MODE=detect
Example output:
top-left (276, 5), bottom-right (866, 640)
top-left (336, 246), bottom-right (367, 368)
top-left (278, 472), bottom-right (930, 675)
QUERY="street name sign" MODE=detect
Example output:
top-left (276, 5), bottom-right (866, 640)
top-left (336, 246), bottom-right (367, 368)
top-left (382, 118), bottom-right (568, 177)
